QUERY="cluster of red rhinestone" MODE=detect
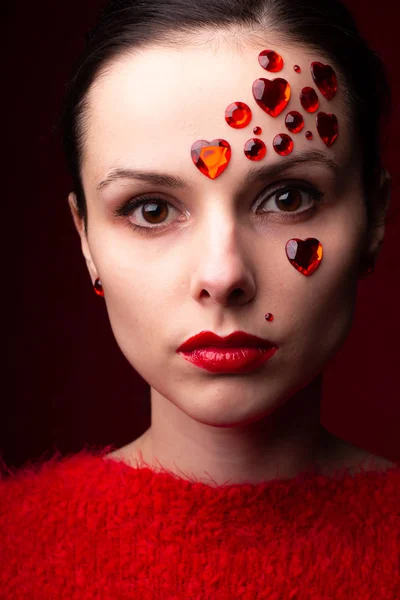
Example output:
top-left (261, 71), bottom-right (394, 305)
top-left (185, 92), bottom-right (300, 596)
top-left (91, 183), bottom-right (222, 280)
top-left (191, 49), bottom-right (338, 178)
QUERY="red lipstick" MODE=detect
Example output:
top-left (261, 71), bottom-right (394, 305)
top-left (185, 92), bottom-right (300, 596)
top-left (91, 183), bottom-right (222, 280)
top-left (176, 331), bottom-right (278, 373)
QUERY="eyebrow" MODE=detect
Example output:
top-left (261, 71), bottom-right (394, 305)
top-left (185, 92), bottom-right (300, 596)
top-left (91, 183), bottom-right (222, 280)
top-left (96, 150), bottom-right (340, 192)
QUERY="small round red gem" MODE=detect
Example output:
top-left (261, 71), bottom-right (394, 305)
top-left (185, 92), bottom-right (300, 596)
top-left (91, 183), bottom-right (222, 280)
top-left (225, 101), bottom-right (252, 128)
top-left (305, 130), bottom-right (313, 140)
top-left (285, 111), bottom-right (304, 133)
top-left (293, 65), bottom-right (301, 73)
top-left (244, 138), bottom-right (267, 161)
top-left (264, 313), bottom-right (274, 321)
top-left (258, 50), bottom-right (284, 72)
top-left (273, 133), bottom-right (293, 156)
top-left (253, 126), bottom-right (262, 135)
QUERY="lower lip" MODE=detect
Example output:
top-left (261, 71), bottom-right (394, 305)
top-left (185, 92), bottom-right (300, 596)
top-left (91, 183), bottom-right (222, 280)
top-left (178, 346), bottom-right (278, 373)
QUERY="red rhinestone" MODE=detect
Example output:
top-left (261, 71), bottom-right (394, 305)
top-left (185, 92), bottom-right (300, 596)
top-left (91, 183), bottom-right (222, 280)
top-left (310, 62), bottom-right (338, 100)
top-left (253, 126), bottom-right (262, 135)
top-left (94, 279), bottom-right (104, 297)
top-left (305, 130), bottom-right (313, 140)
top-left (191, 139), bottom-right (231, 179)
top-left (273, 133), bottom-right (293, 156)
top-left (244, 138), bottom-right (267, 161)
top-left (285, 111), bottom-right (304, 133)
top-left (285, 237), bottom-right (323, 276)
top-left (258, 50), bottom-right (284, 72)
top-left (225, 101), bottom-right (252, 128)
top-left (293, 65), bottom-right (301, 73)
top-left (252, 78), bottom-right (291, 118)
top-left (264, 313), bottom-right (274, 321)
top-left (316, 112), bottom-right (338, 147)
top-left (300, 87), bottom-right (319, 113)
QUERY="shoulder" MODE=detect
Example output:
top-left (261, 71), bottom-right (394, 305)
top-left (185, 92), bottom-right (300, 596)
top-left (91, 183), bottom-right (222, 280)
top-left (0, 450), bottom-right (109, 521)
top-left (319, 441), bottom-right (398, 477)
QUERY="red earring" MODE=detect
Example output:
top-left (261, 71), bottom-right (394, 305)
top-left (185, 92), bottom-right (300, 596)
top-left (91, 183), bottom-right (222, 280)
top-left (93, 278), bottom-right (104, 297)
top-left (359, 259), bottom-right (375, 279)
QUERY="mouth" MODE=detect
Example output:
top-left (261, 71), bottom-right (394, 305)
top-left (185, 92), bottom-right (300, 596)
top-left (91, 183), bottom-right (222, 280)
top-left (177, 345), bottom-right (278, 374)
top-left (176, 330), bottom-right (278, 353)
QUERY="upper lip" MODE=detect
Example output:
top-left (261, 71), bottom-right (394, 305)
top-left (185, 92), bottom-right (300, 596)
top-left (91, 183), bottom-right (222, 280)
top-left (177, 331), bottom-right (277, 352)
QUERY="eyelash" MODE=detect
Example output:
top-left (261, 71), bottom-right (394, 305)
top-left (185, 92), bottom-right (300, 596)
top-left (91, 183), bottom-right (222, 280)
top-left (112, 183), bottom-right (325, 236)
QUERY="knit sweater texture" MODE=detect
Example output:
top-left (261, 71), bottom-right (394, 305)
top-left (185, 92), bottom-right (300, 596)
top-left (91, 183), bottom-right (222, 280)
top-left (1, 445), bottom-right (399, 599)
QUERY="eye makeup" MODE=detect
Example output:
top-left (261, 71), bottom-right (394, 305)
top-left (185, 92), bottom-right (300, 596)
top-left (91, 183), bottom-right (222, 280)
top-left (111, 180), bottom-right (326, 236)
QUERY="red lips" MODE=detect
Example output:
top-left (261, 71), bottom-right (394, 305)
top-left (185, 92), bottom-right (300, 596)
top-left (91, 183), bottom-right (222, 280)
top-left (176, 331), bottom-right (276, 352)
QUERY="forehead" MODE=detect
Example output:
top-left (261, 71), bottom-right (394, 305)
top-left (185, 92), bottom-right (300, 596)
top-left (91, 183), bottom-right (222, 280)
top-left (84, 41), bottom-right (350, 184)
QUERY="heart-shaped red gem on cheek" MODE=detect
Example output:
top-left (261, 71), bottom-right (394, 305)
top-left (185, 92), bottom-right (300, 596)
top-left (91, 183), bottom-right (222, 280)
top-left (190, 139), bottom-right (231, 179)
top-left (285, 238), bottom-right (323, 276)
top-left (252, 78), bottom-right (291, 117)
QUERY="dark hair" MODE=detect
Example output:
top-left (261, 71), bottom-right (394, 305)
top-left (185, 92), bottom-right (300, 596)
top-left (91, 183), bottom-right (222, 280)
top-left (58, 0), bottom-right (392, 234)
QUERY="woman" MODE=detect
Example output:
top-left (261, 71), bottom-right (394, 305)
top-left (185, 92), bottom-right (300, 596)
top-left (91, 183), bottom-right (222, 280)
top-left (1, 0), bottom-right (399, 597)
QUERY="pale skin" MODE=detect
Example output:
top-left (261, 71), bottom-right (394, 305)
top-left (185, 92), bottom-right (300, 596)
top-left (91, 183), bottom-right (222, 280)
top-left (68, 32), bottom-right (396, 485)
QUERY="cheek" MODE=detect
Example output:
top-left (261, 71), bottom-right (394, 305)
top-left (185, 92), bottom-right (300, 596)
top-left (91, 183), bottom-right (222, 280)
top-left (103, 277), bottom-right (159, 376)
top-left (306, 207), bottom-right (366, 350)
top-left (314, 202), bottom-right (367, 319)
top-left (96, 237), bottom-right (174, 347)
top-left (325, 198), bottom-right (368, 278)
top-left (280, 198), bottom-right (366, 349)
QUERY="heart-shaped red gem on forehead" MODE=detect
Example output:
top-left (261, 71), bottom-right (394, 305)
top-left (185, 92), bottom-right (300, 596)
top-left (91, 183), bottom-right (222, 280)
top-left (285, 238), bottom-right (323, 276)
top-left (190, 139), bottom-right (231, 179)
top-left (311, 62), bottom-right (338, 100)
top-left (316, 112), bottom-right (338, 147)
top-left (252, 78), bottom-right (291, 118)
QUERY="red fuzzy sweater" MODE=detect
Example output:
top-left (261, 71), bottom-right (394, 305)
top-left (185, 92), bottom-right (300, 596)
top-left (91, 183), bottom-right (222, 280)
top-left (1, 445), bottom-right (399, 599)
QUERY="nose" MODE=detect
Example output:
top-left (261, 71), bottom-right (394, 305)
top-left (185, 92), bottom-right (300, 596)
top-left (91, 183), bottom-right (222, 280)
top-left (189, 216), bottom-right (256, 307)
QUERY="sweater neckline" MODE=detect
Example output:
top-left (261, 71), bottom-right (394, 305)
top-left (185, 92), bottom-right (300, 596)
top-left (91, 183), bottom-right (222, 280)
top-left (95, 446), bottom-right (398, 492)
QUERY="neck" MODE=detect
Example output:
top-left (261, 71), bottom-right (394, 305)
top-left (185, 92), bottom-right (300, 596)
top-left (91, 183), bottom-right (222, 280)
top-left (133, 372), bottom-right (339, 486)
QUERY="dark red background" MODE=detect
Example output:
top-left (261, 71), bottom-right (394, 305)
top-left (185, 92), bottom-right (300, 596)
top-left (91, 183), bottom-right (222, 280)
top-left (4, 1), bottom-right (400, 470)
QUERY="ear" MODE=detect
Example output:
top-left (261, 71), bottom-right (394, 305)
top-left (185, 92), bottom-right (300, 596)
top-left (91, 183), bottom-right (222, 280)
top-left (68, 192), bottom-right (98, 284)
top-left (360, 168), bottom-right (392, 266)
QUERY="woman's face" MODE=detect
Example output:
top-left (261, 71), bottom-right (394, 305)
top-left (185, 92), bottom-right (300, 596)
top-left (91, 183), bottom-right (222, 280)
top-left (71, 38), bottom-right (373, 427)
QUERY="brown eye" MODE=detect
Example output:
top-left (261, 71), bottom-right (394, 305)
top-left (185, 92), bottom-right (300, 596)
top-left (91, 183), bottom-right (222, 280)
top-left (113, 183), bottom-right (325, 235)
top-left (140, 200), bottom-right (169, 224)
top-left (257, 184), bottom-right (325, 221)
top-left (275, 189), bottom-right (302, 212)
top-left (114, 197), bottom-right (178, 227)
